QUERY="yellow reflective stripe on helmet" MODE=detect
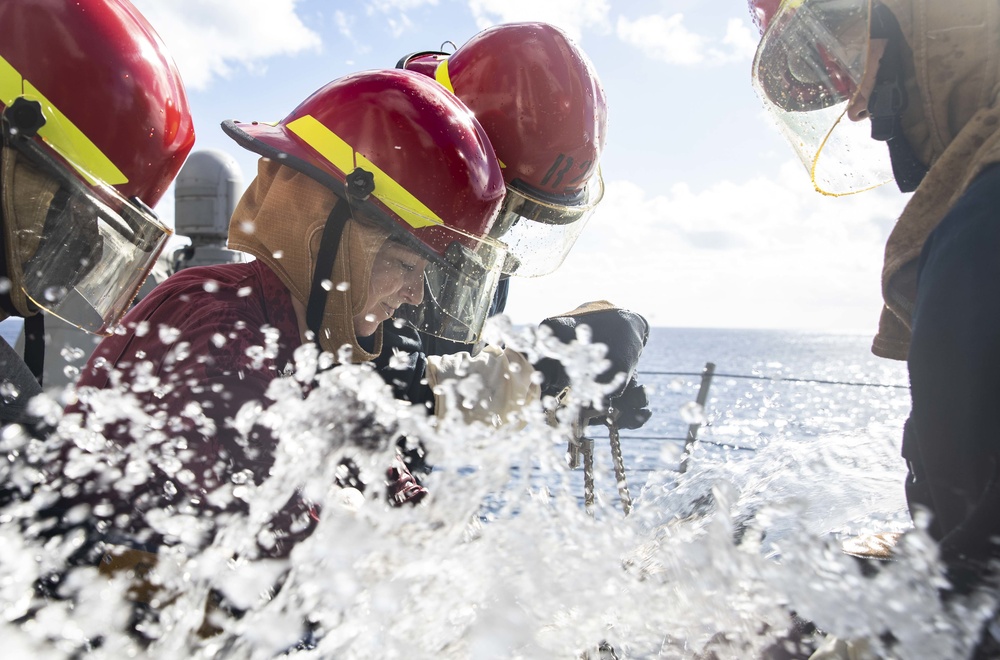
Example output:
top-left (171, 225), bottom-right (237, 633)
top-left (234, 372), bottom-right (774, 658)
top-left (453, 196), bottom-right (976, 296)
top-left (434, 59), bottom-right (455, 94)
top-left (287, 114), bottom-right (444, 230)
top-left (0, 55), bottom-right (21, 110)
top-left (0, 54), bottom-right (128, 187)
top-left (286, 115), bottom-right (354, 173)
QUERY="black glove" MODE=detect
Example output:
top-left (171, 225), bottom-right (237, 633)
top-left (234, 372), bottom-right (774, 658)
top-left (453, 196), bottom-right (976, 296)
top-left (612, 375), bottom-right (652, 430)
top-left (373, 321), bottom-right (433, 406)
top-left (534, 301), bottom-right (652, 429)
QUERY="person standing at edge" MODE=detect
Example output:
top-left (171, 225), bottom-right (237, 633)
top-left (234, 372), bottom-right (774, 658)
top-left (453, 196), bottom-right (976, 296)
top-left (751, 0), bottom-right (1000, 652)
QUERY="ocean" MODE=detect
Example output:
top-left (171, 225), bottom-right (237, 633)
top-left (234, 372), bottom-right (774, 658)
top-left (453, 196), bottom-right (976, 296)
top-left (559, 327), bottom-right (912, 532)
top-left (5, 321), bottom-right (975, 659)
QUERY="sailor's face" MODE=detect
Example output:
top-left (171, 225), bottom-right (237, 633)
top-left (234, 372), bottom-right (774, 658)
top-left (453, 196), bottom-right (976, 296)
top-left (354, 241), bottom-right (426, 337)
top-left (846, 38), bottom-right (888, 122)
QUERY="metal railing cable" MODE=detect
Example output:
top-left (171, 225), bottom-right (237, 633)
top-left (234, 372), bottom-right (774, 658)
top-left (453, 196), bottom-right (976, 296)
top-left (639, 370), bottom-right (909, 390)
top-left (570, 362), bottom-right (910, 506)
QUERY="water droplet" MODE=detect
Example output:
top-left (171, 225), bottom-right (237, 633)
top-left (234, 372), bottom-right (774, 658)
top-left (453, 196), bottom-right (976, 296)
top-left (60, 346), bottom-right (87, 362)
top-left (679, 401), bottom-right (706, 425)
top-left (44, 286), bottom-right (68, 302)
top-left (337, 344), bottom-right (354, 364)
top-left (158, 326), bottom-right (181, 345)
top-left (0, 382), bottom-right (20, 402)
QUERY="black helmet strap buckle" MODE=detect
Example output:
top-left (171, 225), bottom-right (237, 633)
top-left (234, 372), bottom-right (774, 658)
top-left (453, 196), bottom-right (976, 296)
top-left (345, 167), bottom-right (375, 201)
top-left (3, 98), bottom-right (46, 141)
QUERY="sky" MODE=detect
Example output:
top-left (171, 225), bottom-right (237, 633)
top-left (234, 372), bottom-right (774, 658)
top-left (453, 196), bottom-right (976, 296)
top-left (131, 0), bottom-right (913, 334)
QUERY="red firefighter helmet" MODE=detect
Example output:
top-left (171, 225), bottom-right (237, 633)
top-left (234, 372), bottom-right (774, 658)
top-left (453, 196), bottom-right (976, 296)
top-left (399, 22), bottom-right (607, 277)
top-left (222, 68), bottom-right (508, 343)
top-left (0, 0), bottom-right (195, 333)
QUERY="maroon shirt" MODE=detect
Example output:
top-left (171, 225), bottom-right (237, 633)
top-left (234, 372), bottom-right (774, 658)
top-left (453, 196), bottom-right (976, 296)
top-left (60, 260), bottom-right (311, 553)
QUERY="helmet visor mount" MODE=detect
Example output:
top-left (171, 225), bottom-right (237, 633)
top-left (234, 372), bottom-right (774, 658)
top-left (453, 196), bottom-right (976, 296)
top-left (752, 0), bottom-right (893, 195)
top-left (2, 99), bottom-right (171, 334)
top-left (346, 192), bottom-right (507, 345)
top-left (491, 170), bottom-right (604, 277)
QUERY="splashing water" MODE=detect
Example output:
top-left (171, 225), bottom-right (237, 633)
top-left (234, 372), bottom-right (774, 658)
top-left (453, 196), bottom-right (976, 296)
top-left (0, 322), bottom-right (996, 659)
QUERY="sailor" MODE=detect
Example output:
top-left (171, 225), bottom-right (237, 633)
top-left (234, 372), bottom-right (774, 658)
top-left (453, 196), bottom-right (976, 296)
top-left (50, 67), bottom-right (541, 561)
top-left (393, 21), bottom-right (651, 433)
top-left (0, 0), bottom-right (194, 427)
top-left (752, 0), bottom-right (1000, 649)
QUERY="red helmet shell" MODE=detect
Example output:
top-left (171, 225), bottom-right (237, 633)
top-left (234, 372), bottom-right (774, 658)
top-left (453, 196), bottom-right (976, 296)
top-left (750, 0), bottom-right (783, 34)
top-left (406, 22), bottom-right (607, 201)
top-left (225, 69), bottom-right (505, 256)
top-left (0, 0), bottom-right (195, 208)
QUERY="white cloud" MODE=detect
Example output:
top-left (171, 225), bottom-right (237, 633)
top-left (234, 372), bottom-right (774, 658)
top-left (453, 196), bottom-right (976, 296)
top-left (617, 13), bottom-right (756, 66)
top-left (369, 0), bottom-right (440, 10)
top-left (503, 166), bottom-right (909, 333)
top-left (132, 0), bottom-right (322, 91)
top-left (723, 18), bottom-right (760, 60)
top-left (467, 0), bottom-right (612, 42)
top-left (332, 10), bottom-right (371, 58)
top-left (364, 0), bottom-right (438, 38)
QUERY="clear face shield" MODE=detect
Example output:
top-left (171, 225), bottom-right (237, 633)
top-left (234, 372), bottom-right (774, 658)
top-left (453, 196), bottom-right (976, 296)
top-left (490, 170), bottom-right (604, 277)
top-left (347, 191), bottom-right (508, 345)
top-left (751, 0), bottom-right (893, 195)
top-left (1, 98), bottom-right (171, 334)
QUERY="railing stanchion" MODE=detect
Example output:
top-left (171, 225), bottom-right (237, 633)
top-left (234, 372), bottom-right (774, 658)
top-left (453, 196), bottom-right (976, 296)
top-left (679, 361), bottom-right (715, 474)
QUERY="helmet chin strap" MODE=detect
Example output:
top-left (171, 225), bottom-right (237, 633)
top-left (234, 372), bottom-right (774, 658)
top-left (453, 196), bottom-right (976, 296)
top-left (867, 3), bottom-right (928, 193)
top-left (304, 168), bottom-right (376, 347)
top-left (305, 198), bottom-right (352, 347)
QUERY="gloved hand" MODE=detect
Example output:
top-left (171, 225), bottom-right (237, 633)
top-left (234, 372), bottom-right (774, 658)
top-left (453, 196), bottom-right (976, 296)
top-left (534, 300), bottom-right (652, 429)
top-left (386, 459), bottom-right (428, 506)
top-left (425, 344), bottom-right (541, 428)
top-left (373, 321), bottom-right (433, 406)
top-left (612, 375), bottom-right (652, 430)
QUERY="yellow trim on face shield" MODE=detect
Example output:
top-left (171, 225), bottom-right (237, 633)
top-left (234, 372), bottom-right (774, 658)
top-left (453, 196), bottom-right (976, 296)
top-left (0, 55), bottom-right (128, 187)
top-left (286, 114), bottom-right (445, 230)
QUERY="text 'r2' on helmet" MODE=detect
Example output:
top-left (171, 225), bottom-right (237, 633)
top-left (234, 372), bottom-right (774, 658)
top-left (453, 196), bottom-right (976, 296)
top-left (222, 68), bottom-right (508, 344)
top-left (0, 0), bottom-right (195, 334)
top-left (399, 21), bottom-right (608, 277)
